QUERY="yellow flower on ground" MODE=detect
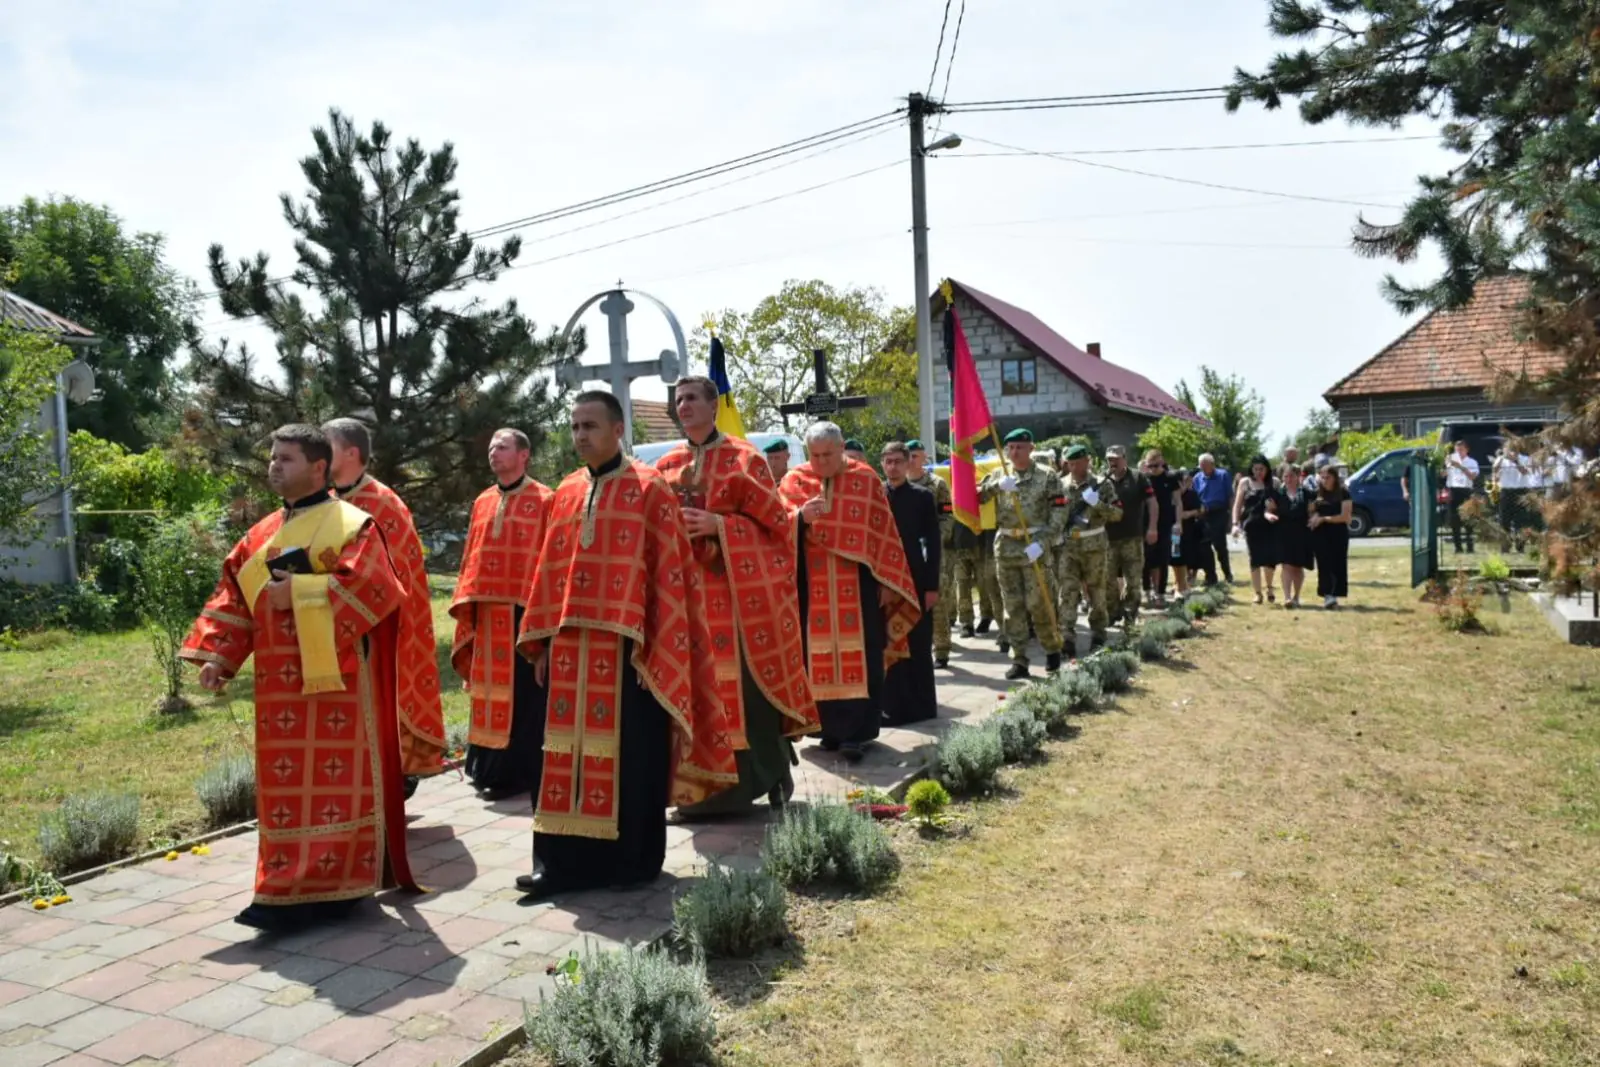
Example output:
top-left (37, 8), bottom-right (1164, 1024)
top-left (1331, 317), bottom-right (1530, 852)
top-left (50, 895), bottom-right (70, 905)
top-left (31, 898), bottom-right (48, 910)
top-left (191, 845), bottom-right (211, 856)
top-left (165, 851), bottom-right (179, 861)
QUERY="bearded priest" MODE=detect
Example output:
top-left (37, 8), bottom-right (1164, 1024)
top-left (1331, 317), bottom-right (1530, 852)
top-left (513, 391), bottom-right (736, 898)
top-left (181, 424), bottom-right (418, 932)
top-left (778, 421), bottom-right (921, 762)
top-left (656, 376), bottom-right (818, 817)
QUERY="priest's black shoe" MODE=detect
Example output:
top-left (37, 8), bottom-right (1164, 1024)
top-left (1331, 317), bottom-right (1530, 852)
top-left (515, 872), bottom-right (577, 899)
top-left (976, 617), bottom-right (993, 634)
top-left (402, 776), bottom-right (420, 800)
top-left (236, 898), bottom-right (358, 933)
top-left (1004, 662), bottom-right (1029, 681)
top-left (1046, 652), bottom-right (1062, 673)
top-left (481, 783), bottom-right (530, 802)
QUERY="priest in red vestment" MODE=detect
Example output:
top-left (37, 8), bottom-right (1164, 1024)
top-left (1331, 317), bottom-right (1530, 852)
top-left (778, 421), bottom-right (921, 761)
top-left (514, 391), bottom-right (736, 898)
top-left (324, 418), bottom-right (445, 799)
top-left (656, 376), bottom-right (817, 817)
top-left (449, 429), bottom-right (553, 800)
top-left (182, 424), bottom-right (418, 932)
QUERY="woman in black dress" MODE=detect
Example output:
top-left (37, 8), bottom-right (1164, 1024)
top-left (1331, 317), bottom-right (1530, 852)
top-left (1230, 455), bottom-right (1280, 604)
top-left (1169, 469), bottom-right (1205, 595)
top-left (1275, 462), bottom-right (1316, 608)
top-left (1310, 464), bottom-right (1353, 608)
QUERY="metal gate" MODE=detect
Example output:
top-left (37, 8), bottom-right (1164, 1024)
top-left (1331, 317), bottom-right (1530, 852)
top-left (1410, 459), bottom-right (1438, 587)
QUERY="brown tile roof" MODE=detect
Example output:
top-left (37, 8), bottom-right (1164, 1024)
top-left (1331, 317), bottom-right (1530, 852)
top-left (632, 399), bottom-right (679, 442)
top-left (0, 288), bottom-right (97, 341)
top-left (1324, 275), bottom-right (1564, 400)
top-left (940, 280), bottom-right (1206, 424)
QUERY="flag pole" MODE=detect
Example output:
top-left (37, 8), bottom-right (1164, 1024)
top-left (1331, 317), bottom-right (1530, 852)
top-left (986, 424), bottom-right (1062, 639)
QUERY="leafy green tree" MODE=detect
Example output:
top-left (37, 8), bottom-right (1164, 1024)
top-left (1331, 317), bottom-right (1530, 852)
top-left (1137, 417), bottom-right (1222, 471)
top-left (1291, 405), bottom-right (1340, 456)
top-left (1170, 366), bottom-right (1266, 470)
top-left (189, 109), bottom-right (574, 531)
top-left (0, 323), bottom-right (71, 549)
top-left (1227, 0), bottom-right (1600, 580)
top-left (0, 197), bottom-right (197, 450)
top-left (693, 280), bottom-right (918, 451)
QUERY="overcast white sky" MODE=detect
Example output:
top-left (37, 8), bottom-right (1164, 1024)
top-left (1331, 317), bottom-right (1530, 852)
top-left (1, 0), bottom-right (1451, 446)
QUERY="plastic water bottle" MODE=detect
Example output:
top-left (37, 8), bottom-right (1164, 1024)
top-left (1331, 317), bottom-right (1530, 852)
top-left (1170, 528), bottom-right (1182, 556)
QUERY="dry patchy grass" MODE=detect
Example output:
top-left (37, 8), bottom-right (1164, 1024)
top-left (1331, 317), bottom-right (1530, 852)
top-left (0, 577), bottom-right (468, 864)
top-left (708, 550), bottom-right (1600, 1066)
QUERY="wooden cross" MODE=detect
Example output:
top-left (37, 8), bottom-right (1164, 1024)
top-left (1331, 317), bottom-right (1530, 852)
top-left (778, 348), bottom-right (871, 424)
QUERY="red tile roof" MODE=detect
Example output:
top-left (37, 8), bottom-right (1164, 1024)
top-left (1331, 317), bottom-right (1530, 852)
top-left (943, 280), bottom-right (1205, 424)
top-left (1324, 275), bottom-right (1564, 400)
top-left (632, 399), bottom-right (679, 442)
top-left (0, 288), bottom-right (97, 341)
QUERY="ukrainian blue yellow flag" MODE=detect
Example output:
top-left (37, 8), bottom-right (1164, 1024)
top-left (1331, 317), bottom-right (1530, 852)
top-left (707, 334), bottom-right (746, 438)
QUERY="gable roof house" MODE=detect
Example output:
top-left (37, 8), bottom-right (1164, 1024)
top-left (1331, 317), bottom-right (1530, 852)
top-left (1, 289), bottom-right (99, 585)
top-left (631, 398), bottom-right (680, 442)
top-left (932, 280), bottom-right (1203, 450)
top-left (1324, 275), bottom-right (1563, 437)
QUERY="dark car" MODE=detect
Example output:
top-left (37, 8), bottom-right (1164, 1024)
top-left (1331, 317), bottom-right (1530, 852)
top-left (1345, 446), bottom-right (1433, 537)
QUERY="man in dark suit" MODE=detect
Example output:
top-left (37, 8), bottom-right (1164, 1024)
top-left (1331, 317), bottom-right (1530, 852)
top-left (880, 441), bottom-right (940, 725)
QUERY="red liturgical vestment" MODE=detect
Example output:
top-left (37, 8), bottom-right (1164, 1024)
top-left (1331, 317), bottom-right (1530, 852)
top-left (336, 474), bottom-right (445, 776)
top-left (450, 479), bottom-right (552, 749)
top-left (517, 458), bottom-right (736, 841)
top-left (180, 495), bottom-right (419, 905)
top-left (778, 459), bottom-right (921, 701)
top-left (655, 434), bottom-right (818, 744)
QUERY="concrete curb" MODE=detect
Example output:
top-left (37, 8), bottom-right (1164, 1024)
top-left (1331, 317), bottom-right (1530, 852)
top-left (0, 819), bottom-right (257, 909)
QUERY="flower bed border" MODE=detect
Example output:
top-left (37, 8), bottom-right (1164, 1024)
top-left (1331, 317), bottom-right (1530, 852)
top-left (0, 819), bottom-right (258, 909)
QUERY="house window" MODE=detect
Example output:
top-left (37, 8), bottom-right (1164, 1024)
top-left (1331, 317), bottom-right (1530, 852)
top-left (1001, 357), bottom-right (1036, 396)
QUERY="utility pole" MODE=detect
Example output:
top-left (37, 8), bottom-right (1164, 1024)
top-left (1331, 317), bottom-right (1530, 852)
top-left (909, 92), bottom-right (937, 456)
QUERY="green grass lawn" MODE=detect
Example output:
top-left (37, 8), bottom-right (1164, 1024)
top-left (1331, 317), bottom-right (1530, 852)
top-left (0, 576), bottom-right (469, 866)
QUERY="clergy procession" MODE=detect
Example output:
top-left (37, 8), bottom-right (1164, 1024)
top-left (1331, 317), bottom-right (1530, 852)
top-left (174, 286), bottom-right (1153, 934)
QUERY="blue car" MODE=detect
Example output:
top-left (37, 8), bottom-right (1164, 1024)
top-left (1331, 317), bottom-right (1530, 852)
top-left (1345, 446), bottom-right (1434, 537)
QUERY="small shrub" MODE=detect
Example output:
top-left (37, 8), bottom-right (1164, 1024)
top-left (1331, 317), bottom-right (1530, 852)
top-left (38, 792), bottom-right (141, 874)
top-left (0, 842), bottom-right (22, 894)
top-left (988, 705), bottom-right (1047, 763)
top-left (1184, 597), bottom-right (1214, 619)
top-left (195, 753), bottom-right (257, 827)
top-left (761, 802), bottom-right (898, 891)
top-left (1082, 649), bottom-right (1137, 694)
top-left (1478, 554), bottom-right (1512, 582)
top-left (1436, 569), bottom-right (1489, 634)
top-left (1152, 613), bottom-right (1194, 640)
top-left (672, 863), bottom-right (786, 958)
top-left (523, 940), bottom-right (717, 1067)
top-left (1055, 668), bottom-right (1103, 716)
top-left (445, 718), bottom-right (469, 756)
top-left (1007, 681), bottom-right (1066, 732)
top-left (936, 723), bottom-right (1006, 795)
top-left (139, 509), bottom-right (227, 711)
top-left (1136, 629), bottom-right (1170, 662)
top-left (905, 779), bottom-right (950, 822)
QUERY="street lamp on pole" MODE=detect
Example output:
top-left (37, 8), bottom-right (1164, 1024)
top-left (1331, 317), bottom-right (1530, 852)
top-left (909, 91), bottom-right (961, 459)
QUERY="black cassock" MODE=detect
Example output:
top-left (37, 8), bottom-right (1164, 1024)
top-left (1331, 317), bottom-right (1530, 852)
top-left (465, 604), bottom-right (548, 794)
top-left (883, 479), bottom-right (940, 726)
top-left (533, 639), bottom-right (671, 890)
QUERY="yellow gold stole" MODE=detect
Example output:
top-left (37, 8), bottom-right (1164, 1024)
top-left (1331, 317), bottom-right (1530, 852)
top-left (237, 500), bottom-right (371, 694)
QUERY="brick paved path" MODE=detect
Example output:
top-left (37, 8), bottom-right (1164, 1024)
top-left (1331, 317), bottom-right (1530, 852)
top-left (0, 631), bottom-right (1024, 1067)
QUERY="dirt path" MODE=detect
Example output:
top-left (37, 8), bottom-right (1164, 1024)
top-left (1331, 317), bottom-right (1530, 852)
top-left (716, 552), bottom-right (1600, 1067)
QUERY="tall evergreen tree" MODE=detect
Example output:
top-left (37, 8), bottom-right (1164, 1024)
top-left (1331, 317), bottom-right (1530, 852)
top-left (1228, 1), bottom-right (1600, 579)
top-left (190, 109), bottom-right (573, 530)
top-left (0, 196), bottom-right (197, 450)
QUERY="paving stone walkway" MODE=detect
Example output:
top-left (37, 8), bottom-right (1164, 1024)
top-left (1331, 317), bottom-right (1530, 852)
top-left (0, 629), bottom-right (1032, 1067)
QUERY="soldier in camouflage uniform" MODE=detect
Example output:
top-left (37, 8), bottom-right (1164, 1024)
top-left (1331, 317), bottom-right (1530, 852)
top-left (1057, 444), bottom-right (1122, 650)
top-left (979, 428), bottom-right (1068, 680)
top-left (907, 441), bottom-right (957, 668)
top-left (952, 518), bottom-right (1001, 638)
top-left (1101, 444), bottom-right (1156, 630)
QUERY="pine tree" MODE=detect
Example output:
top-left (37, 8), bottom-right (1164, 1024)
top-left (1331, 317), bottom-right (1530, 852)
top-left (189, 109), bottom-right (573, 529)
top-left (1229, 1), bottom-right (1600, 582)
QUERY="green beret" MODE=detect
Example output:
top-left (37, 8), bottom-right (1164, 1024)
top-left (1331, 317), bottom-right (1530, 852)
top-left (845, 439), bottom-right (866, 452)
top-left (762, 439), bottom-right (789, 454)
top-left (1003, 428), bottom-right (1034, 444)
top-left (1064, 444), bottom-right (1089, 460)
top-left (906, 439), bottom-right (924, 451)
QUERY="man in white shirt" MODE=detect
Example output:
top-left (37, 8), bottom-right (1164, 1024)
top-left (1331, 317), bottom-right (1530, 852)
top-left (1493, 448), bottom-right (1531, 551)
top-left (1443, 440), bottom-right (1480, 553)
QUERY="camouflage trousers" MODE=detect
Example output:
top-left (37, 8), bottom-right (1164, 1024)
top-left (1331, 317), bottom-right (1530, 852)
top-left (1107, 537), bottom-right (1145, 627)
top-left (998, 553), bottom-right (1061, 662)
top-left (933, 546), bottom-right (957, 656)
top-left (1058, 541), bottom-right (1109, 639)
top-left (950, 547), bottom-right (1001, 627)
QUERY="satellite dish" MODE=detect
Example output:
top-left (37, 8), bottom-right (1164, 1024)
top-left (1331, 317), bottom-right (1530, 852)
top-left (658, 348), bottom-right (680, 385)
top-left (60, 361), bottom-right (96, 404)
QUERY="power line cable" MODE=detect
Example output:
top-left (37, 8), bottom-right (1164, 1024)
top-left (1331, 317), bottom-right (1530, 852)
top-left (931, 0), bottom-right (968, 137)
top-left (926, 0), bottom-right (955, 97)
top-left (946, 93), bottom-right (1228, 114)
top-left (956, 132), bottom-right (1399, 209)
top-left (194, 110), bottom-right (903, 301)
top-left (944, 86), bottom-right (1229, 107)
top-left (954, 134), bottom-right (1434, 156)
